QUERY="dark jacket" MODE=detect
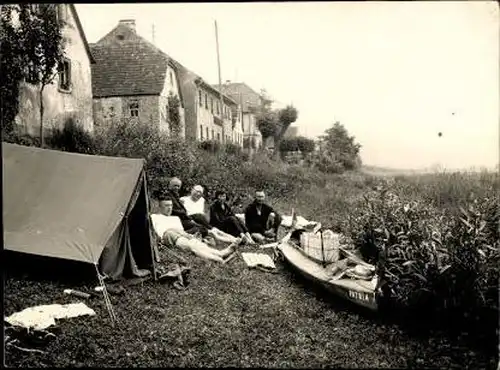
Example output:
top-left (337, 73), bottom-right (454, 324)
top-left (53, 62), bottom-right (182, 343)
top-left (165, 190), bottom-right (191, 222)
top-left (209, 201), bottom-right (235, 229)
top-left (244, 201), bottom-right (279, 234)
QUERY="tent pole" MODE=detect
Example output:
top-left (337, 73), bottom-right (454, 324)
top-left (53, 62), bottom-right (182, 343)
top-left (93, 263), bottom-right (117, 326)
top-left (142, 169), bottom-right (158, 281)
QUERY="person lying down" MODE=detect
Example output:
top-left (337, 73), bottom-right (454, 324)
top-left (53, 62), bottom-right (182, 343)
top-left (151, 197), bottom-right (240, 264)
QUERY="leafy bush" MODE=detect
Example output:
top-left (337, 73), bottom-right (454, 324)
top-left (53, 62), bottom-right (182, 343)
top-left (279, 136), bottom-right (315, 154)
top-left (243, 136), bottom-right (256, 150)
top-left (47, 117), bottom-right (96, 154)
top-left (314, 121), bottom-right (361, 173)
top-left (311, 152), bottom-right (345, 174)
top-left (2, 126), bottom-right (41, 147)
top-left (224, 142), bottom-right (242, 156)
top-left (167, 93), bottom-right (182, 137)
top-left (198, 139), bottom-right (222, 154)
top-left (345, 174), bottom-right (499, 343)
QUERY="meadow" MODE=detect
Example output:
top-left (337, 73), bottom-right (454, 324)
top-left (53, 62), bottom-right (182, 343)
top-left (3, 123), bottom-right (499, 367)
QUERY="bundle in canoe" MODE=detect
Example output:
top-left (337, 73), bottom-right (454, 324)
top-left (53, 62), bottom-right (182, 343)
top-left (277, 228), bottom-right (380, 311)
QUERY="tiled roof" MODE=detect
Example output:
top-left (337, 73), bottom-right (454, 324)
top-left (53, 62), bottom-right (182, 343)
top-left (217, 83), bottom-right (262, 113)
top-left (170, 59), bottom-right (237, 106)
top-left (198, 80), bottom-right (237, 106)
top-left (90, 23), bottom-right (179, 99)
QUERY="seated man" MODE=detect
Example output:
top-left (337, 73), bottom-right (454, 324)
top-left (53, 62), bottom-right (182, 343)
top-left (180, 185), bottom-right (210, 226)
top-left (165, 177), bottom-right (236, 245)
top-left (151, 197), bottom-right (239, 264)
top-left (210, 190), bottom-right (255, 245)
top-left (244, 190), bottom-right (282, 243)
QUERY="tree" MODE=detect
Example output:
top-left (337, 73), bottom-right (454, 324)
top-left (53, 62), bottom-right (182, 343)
top-left (273, 105), bottom-right (298, 159)
top-left (255, 88), bottom-right (277, 143)
top-left (0, 5), bottom-right (65, 146)
top-left (1, 5), bottom-right (26, 136)
top-left (254, 88), bottom-right (300, 159)
top-left (256, 110), bottom-right (278, 142)
top-left (318, 121), bottom-right (362, 172)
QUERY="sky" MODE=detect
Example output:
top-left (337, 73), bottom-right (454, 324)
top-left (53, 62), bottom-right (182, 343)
top-left (76, 2), bottom-right (499, 170)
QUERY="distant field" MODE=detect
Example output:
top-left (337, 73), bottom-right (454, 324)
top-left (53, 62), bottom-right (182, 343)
top-left (361, 164), bottom-right (498, 177)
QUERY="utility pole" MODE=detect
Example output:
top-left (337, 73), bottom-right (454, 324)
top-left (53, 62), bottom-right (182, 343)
top-left (152, 23), bottom-right (156, 44)
top-left (215, 20), bottom-right (225, 143)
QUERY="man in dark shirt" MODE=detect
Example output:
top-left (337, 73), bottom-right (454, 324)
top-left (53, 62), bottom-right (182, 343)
top-left (244, 190), bottom-right (282, 243)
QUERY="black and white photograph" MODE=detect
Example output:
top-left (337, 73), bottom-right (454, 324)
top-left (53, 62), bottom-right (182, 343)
top-left (1, 1), bottom-right (498, 368)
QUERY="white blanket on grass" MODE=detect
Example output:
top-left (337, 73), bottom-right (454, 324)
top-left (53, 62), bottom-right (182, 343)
top-left (4, 302), bottom-right (96, 331)
top-left (241, 253), bottom-right (276, 269)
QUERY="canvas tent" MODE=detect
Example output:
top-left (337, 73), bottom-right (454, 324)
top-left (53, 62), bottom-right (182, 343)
top-left (2, 143), bottom-right (157, 280)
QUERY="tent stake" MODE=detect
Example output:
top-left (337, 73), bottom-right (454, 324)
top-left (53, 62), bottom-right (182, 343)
top-left (94, 263), bottom-right (117, 326)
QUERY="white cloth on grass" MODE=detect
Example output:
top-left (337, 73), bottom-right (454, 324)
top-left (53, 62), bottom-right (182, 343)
top-left (180, 196), bottom-right (205, 216)
top-left (241, 253), bottom-right (276, 269)
top-left (235, 213), bottom-right (318, 230)
top-left (151, 214), bottom-right (184, 238)
top-left (280, 215), bottom-right (319, 229)
top-left (4, 303), bottom-right (96, 331)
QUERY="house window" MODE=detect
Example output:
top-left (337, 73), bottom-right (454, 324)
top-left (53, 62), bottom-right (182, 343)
top-left (200, 125), bottom-right (203, 140)
top-left (216, 101), bottom-right (220, 115)
top-left (199, 90), bottom-right (202, 107)
top-left (210, 98), bottom-right (214, 113)
top-left (217, 133), bottom-right (221, 142)
top-left (58, 58), bottom-right (72, 92)
top-left (206, 127), bottom-right (209, 139)
top-left (212, 129), bottom-right (214, 139)
top-left (129, 100), bottom-right (139, 117)
top-left (169, 71), bottom-right (174, 84)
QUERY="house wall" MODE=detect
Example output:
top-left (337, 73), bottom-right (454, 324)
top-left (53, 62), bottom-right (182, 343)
top-left (229, 106), bottom-right (244, 147)
top-left (194, 86), bottom-right (243, 146)
top-left (242, 112), bottom-right (263, 149)
top-left (159, 64), bottom-right (185, 137)
top-left (93, 95), bottom-right (160, 130)
top-left (195, 86), bottom-right (224, 142)
top-left (15, 4), bottom-right (93, 136)
top-left (196, 90), bottom-right (223, 142)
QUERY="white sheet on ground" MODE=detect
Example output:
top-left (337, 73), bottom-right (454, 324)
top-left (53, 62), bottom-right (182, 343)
top-left (280, 215), bottom-right (319, 229)
top-left (241, 253), bottom-right (276, 269)
top-left (234, 213), bottom-right (318, 230)
top-left (4, 302), bottom-right (96, 331)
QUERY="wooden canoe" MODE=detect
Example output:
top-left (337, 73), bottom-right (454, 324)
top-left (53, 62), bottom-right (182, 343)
top-left (278, 241), bottom-right (380, 311)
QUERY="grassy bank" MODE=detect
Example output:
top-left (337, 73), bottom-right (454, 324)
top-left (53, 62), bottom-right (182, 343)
top-left (4, 243), bottom-right (497, 368)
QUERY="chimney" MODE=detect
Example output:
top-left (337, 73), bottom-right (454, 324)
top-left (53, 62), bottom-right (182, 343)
top-left (119, 19), bottom-right (136, 32)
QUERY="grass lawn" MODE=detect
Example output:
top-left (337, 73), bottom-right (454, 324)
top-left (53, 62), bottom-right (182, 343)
top-left (4, 242), bottom-right (496, 368)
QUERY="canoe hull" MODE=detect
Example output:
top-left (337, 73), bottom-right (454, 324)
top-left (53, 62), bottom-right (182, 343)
top-left (279, 242), bottom-right (379, 311)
